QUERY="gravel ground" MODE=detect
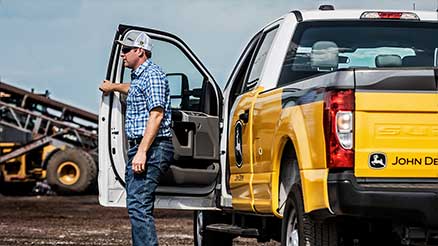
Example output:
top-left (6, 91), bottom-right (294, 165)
top-left (0, 195), bottom-right (279, 246)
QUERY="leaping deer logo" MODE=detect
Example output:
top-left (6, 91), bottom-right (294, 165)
top-left (369, 153), bottom-right (386, 169)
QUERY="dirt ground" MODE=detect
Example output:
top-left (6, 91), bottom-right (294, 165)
top-left (0, 194), bottom-right (279, 246)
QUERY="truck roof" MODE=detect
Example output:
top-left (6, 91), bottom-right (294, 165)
top-left (288, 9), bottom-right (438, 22)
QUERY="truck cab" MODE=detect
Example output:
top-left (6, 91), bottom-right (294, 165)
top-left (99, 8), bottom-right (438, 245)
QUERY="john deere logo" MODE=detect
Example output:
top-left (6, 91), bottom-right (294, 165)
top-left (234, 121), bottom-right (243, 168)
top-left (369, 152), bottom-right (387, 169)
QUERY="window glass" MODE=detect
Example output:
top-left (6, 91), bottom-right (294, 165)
top-left (245, 27), bottom-right (278, 90)
top-left (226, 33), bottom-right (261, 112)
top-left (121, 37), bottom-right (205, 111)
top-left (278, 21), bottom-right (438, 86)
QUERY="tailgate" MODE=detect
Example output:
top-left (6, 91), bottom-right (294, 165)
top-left (354, 69), bottom-right (438, 178)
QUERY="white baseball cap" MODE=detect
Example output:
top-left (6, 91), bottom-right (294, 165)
top-left (116, 31), bottom-right (152, 51)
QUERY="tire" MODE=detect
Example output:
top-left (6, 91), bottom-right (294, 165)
top-left (193, 211), bottom-right (233, 246)
top-left (46, 148), bottom-right (97, 194)
top-left (281, 185), bottom-right (337, 246)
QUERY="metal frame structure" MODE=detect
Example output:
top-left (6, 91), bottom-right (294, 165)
top-left (0, 81), bottom-right (97, 182)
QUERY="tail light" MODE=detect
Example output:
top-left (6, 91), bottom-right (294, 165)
top-left (324, 90), bottom-right (354, 169)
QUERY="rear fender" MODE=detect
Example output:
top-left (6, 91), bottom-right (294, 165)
top-left (271, 103), bottom-right (329, 215)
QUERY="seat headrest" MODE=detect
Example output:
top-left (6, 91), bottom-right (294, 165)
top-left (375, 54), bottom-right (402, 67)
top-left (311, 41), bottom-right (339, 71)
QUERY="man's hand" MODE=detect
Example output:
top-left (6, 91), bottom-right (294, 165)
top-left (99, 81), bottom-right (131, 95)
top-left (132, 150), bottom-right (147, 174)
top-left (99, 80), bottom-right (114, 96)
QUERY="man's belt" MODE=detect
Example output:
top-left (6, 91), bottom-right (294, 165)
top-left (128, 136), bottom-right (172, 147)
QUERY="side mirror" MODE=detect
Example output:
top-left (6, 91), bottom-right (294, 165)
top-left (167, 73), bottom-right (189, 109)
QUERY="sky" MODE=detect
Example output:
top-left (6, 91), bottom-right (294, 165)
top-left (0, 0), bottom-right (437, 113)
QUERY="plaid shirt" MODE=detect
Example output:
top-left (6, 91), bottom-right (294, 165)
top-left (125, 59), bottom-right (172, 139)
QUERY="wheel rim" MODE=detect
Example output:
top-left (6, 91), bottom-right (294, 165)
top-left (286, 208), bottom-right (299, 246)
top-left (57, 161), bottom-right (80, 185)
top-left (195, 211), bottom-right (203, 245)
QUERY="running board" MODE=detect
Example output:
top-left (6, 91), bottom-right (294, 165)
top-left (206, 223), bottom-right (259, 237)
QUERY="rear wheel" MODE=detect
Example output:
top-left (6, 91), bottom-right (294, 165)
top-left (281, 186), bottom-right (337, 246)
top-left (193, 211), bottom-right (233, 246)
top-left (46, 148), bottom-right (96, 194)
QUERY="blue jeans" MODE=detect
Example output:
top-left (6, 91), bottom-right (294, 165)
top-left (125, 138), bottom-right (173, 246)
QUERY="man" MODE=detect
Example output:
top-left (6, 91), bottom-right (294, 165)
top-left (99, 31), bottom-right (173, 246)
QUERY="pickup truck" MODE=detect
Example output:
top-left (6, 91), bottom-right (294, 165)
top-left (99, 7), bottom-right (438, 245)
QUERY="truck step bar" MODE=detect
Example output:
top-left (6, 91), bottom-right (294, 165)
top-left (206, 223), bottom-right (259, 237)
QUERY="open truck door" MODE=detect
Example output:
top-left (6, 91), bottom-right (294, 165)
top-left (98, 25), bottom-right (223, 209)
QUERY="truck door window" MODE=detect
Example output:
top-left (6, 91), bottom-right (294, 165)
top-left (119, 38), bottom-right (205, 111)
top-left (244, 27), bottom-right (278, 92)
top-left (277, 21), bottom-right (438, 87)
top-left (227, 33), bottom-right (261, 109)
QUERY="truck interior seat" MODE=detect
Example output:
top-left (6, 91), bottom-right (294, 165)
top-left (310, 41), bottom-right (339, 71)
top-left (375, 54), bottom-right (402, 67)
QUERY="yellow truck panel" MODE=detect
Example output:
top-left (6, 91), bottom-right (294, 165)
top-left (355, 92), bottom-right (438, 177)
top-left (229, 88), bottom-right (261, 212)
